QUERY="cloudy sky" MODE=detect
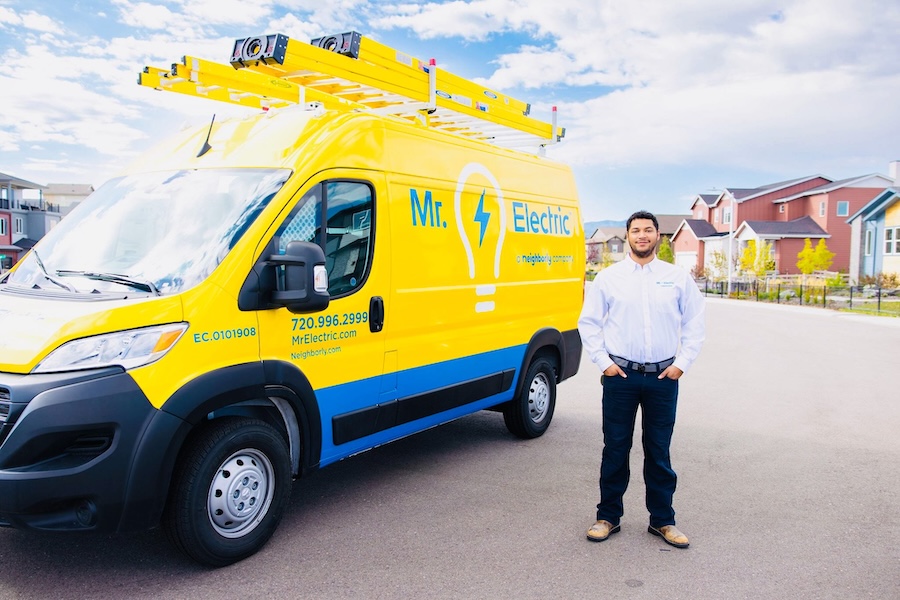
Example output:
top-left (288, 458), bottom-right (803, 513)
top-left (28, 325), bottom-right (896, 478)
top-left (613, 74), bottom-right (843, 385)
top-left (1, 0), bottom-right (899, 221)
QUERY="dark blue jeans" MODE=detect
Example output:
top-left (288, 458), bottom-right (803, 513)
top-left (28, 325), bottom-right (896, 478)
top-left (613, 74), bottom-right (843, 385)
top-left (596, 370), bottom-right (678, 528)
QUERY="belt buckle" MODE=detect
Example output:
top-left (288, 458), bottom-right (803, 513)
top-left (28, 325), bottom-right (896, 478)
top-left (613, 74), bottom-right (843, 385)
top-left (637, 363), bottom-right (645, 373)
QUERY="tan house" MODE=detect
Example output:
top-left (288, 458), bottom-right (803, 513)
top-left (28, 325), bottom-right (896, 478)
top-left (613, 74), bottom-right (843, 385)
top-left (44, 183), bottom-right (94, 216)
top-left (586, 227), bottom-right (626, 265)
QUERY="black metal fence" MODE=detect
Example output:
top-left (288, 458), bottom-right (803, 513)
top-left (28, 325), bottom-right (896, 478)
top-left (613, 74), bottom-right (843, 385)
top-left (697, 279), bottom-right (900, 314)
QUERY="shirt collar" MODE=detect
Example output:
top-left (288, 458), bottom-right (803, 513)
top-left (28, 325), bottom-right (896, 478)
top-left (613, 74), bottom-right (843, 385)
top-left (625, 253), bottom-right (661, 271)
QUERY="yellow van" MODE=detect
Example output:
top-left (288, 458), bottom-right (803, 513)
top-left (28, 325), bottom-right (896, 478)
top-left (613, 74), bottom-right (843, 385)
top-left (0, 32), bottom-right (584, 566)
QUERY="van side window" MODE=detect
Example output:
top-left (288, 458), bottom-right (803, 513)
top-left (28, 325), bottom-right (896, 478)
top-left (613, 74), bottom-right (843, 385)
top-left (274, 181), bottom-right (373, 296)
top-left (324, 182), bottom-right (373, 295)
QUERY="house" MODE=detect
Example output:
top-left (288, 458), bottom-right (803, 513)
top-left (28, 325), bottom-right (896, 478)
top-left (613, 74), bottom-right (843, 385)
top-left (671, 219), bottom-right (725, 276)
top-left (655, 213), bottom-right (691, 243)
top-left (0, 172), bottom-right (63, 270)
top-left (734, 216), bottom-right (829, 275)
top-left (769, 174), bottom-right (893, 273)
top-left (672, 167), bottom-right (894, 277)
top-left (586, 227), bottom-right (626, 264)
top-left (847, 187), bottom-right (900, 283)
top-left (43, 183), bottom-right (94, 216)
top-left (673, 176), bottom-right (831, 277)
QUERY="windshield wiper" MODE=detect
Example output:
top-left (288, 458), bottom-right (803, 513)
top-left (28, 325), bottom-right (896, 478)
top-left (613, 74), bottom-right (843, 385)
top-left (55, 270), bottom-right (161, 295)
top-left (32, 250), bottom-right (79, 292)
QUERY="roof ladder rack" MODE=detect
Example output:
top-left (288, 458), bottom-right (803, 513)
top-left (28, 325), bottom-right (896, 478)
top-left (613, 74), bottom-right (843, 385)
top-left (139, 31), bottom-right (565, 151)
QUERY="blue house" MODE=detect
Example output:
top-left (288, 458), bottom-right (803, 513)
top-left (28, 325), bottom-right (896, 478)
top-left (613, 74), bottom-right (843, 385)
top-left (847, 187), bottom-right (900, 284)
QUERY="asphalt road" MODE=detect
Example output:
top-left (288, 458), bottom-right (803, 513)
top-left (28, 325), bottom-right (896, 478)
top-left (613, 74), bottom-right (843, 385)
top-left (0, 298), bottom-right (898, 600)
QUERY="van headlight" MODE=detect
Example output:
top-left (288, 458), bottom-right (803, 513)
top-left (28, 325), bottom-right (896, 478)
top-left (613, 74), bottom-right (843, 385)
top-left (33, 323), bottom-right (189, 373)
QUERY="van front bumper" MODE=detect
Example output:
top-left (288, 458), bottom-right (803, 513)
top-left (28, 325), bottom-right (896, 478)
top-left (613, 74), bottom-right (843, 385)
top-left (0, 368), bottom-right (187, 533)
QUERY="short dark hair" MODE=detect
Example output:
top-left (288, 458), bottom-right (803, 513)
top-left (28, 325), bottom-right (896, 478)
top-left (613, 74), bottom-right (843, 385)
top-left (626, 210), bottom-right (658, 232)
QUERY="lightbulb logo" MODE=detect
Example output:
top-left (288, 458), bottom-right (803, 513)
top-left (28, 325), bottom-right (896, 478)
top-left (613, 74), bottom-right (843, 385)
top-left (454, 162), bottom-right (506, 313)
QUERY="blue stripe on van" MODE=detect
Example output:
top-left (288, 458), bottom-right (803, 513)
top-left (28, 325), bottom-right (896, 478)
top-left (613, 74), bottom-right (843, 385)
top-left (316, 344), bottom-right (526, 465)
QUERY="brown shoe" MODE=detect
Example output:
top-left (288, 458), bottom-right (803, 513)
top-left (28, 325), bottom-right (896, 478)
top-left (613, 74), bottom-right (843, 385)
top-left (648, 524), bottom-right (689, 548)
top-left (586, 519), bottom-right (620, 542)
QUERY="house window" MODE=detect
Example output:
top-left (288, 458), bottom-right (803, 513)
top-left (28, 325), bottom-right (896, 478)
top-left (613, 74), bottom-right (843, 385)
top-left (14, 217), bottom-right (23, 235)
top-left (836, 201), bottom-right (849, 217)
top-left (610, 243), bottom-right (619, 252)
top-left (865, 230), bottom-right (873, 256)
top-left (886, 227), bottom-right (900, 255)
top-left (723, 208), bottom-right (732, 225)
top-left (779, 204), bottom-right (785, 214)
top-left (819, 201), bottom-right (826, 217)
top-left (713, 208), bottom-right (718, 224)
top-left (0, 217), bottom-right (6, 236)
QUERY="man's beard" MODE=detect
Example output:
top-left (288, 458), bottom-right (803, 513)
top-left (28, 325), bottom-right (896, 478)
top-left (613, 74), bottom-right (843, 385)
top-left (629, 242), bottom-right (655, 259)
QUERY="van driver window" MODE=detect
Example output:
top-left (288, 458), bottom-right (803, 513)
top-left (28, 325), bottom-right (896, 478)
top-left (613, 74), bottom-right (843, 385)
top-left (275, 181), bottom-right (373, 296)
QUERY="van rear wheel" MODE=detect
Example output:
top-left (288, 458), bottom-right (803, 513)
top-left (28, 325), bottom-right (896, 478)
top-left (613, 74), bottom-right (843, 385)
top-left (503, 357), bottom-right (557, 439)
top-left (164, 417), bottom-right (292, 567)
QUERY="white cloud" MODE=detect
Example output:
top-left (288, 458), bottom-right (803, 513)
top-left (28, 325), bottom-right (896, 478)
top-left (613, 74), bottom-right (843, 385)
top-left (272, 0), bottom-right (372, 33)
top-left (182, 0), bottom-right (275, 27)
top-left (554, 67), bottom-right (900, 175)
top-left (373, 0), bottom-right (518, 41)
top-left (112, 1), bottom-right (177, 29)
top-left (0, 6), bottom-right (64, 33)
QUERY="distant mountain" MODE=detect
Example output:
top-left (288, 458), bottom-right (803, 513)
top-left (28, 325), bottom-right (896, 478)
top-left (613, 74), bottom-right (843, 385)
top-left (584, 219), bottom-right (625, 234)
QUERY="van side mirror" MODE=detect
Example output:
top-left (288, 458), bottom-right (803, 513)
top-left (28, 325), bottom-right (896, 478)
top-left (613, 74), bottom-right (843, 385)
top-left (269, 241), bottom-right (330, 313)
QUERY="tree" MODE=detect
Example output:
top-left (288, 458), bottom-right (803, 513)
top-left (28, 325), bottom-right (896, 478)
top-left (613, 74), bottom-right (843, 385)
top-left (657, 237), bottom-right (675, 263)
top-left (813, 239), bottom-right (835, 272)
top-left (586, 242), bottom-right (601, 265)
top-left (708, 250), bottom-right (729, 282)
top-left (796, 238), bottom-right (835, 276)
top-left (600, 247), bottom-right (616, 269)
top-left (740, 239), bottom-right (775, 279)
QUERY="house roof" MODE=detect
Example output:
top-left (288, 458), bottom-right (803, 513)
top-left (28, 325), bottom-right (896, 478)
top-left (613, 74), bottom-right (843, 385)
top-left (691, 194), bottom-right (718, 207)
top-left (0, 172), bottom-right (46, 190)
top-left (12, 238), bottom-right (39, 251)
top-left (672, 218), bottom-right (723, 240)
top-left (737, 216), bottom-right (828, 238)
top-left (587, 227), bottom-right (626, 243)
top-left (772, 174), bottom-right (893, 204)
top-left (846, 187), bottom-right (900, 223)
top-left (716, 175), bottom-right (831, 205)
top-left (655, 214), bottom-right (690, 235)
top-left (44, 183), bottom-right (94, 195)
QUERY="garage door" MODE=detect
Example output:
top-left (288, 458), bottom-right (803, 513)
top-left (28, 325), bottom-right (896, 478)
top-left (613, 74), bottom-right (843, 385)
top-left (675, 251), bottom-right (697, 272)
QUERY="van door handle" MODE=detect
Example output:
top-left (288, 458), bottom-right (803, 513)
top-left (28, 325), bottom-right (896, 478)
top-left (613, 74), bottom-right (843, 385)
top-left (369, 296), bottom-right (384, 332)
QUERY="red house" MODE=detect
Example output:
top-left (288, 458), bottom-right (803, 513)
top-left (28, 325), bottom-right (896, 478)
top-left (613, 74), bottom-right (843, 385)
top-left (672, 171), bottom-right (893, 277)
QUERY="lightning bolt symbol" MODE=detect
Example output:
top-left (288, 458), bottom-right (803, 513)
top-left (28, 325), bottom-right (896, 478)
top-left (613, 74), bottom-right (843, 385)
top-left (474, 189), bottom-right (490, 247)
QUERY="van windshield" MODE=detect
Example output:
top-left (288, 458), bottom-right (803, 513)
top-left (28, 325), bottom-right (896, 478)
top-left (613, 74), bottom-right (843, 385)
top-left (2, 168), bottom-right (290, 297)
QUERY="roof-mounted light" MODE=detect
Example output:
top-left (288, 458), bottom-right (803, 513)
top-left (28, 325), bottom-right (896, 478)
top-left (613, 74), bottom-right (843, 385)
top-left (230, 34), bottom-right (288, 68)
top-left (310, 32), bottom-right (361, 59)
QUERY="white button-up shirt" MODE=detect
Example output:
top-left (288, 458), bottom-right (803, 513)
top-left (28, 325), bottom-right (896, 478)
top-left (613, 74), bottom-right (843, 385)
top-left (578, 254), bottom-right (705, 374)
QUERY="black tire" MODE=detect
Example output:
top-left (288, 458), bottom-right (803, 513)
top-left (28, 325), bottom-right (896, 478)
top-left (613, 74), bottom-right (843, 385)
top-left (164, 417), bottom-right (292, 567)
top-left (503, 357), bottom-right (557, 439)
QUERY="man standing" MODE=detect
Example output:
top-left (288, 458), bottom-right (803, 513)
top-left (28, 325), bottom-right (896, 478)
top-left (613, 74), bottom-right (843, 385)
top-left (578, 210), bottom-right (705, 548)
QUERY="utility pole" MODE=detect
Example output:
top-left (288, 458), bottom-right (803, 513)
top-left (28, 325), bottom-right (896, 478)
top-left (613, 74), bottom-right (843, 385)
top-left (727, 197), bottom-right (734, 295)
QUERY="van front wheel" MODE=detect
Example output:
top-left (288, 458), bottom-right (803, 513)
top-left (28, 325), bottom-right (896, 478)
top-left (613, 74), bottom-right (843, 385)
top-left (164, 417), bottom-right (292, 567)
top-left (503, 357), bottom-right (557, 439)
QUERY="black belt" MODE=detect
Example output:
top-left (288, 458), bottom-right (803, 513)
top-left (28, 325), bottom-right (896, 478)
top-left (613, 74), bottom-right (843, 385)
top-left (609, 355), bottom-right (675, 374)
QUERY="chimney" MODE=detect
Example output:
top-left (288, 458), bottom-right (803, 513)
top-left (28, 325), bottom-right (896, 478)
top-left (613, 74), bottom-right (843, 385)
top-left (890, 160), bottom-right (900, 181)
